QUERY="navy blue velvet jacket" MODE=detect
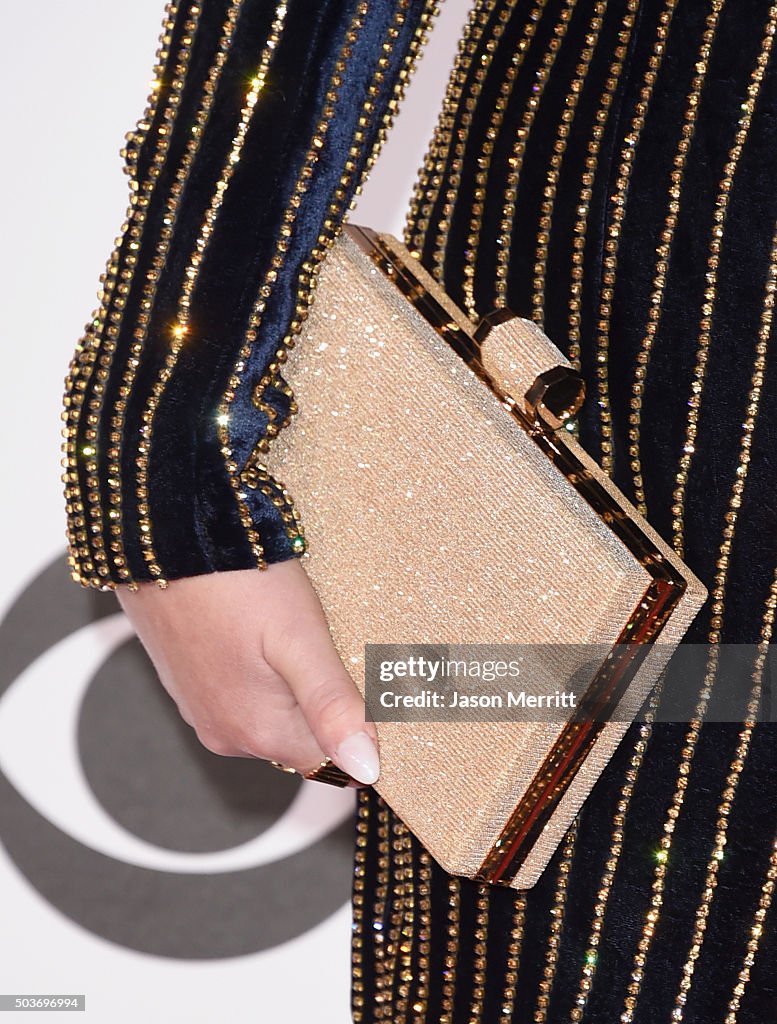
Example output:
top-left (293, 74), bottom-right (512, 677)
top-left (60, 3), bottom-right (777, 1019)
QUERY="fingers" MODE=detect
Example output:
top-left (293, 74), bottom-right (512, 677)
top-left (118, 570), bottom-right (329, 771)
top-left (263, 562), bottom-right (380, 785)
top-left (117, 563), bottom-right (380, 787)
top-left (195, 693), bottom-right (326, 771)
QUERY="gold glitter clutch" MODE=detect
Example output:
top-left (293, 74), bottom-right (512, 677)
top-left (265, 225), bottom-right (707, 889)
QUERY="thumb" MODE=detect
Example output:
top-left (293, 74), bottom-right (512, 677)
top-left (264, 570), bottom-right (380, 786)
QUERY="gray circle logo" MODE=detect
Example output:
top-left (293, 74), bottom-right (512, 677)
top-left (0, 555), bottom-right (354, 959)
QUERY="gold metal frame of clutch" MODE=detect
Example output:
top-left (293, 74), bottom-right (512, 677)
top-left (349, 227), bottom-right (693, 885)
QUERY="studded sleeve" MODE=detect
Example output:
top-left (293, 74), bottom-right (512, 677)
top-left (62, 0), bottom-right (437, 589)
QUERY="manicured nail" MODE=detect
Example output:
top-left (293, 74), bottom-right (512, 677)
top-left (335, 731), bottom-right (380, 785)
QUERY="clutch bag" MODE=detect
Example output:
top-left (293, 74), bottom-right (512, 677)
top-left (261, 225), bottom-right (708, 889)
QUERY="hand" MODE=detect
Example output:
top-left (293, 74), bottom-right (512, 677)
top-left (115, 561), bottom-right (380, 785)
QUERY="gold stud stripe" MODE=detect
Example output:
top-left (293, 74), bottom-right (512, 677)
top-left (410, 849), bottom-right (432, 1023)
top-left (382, 816), bottom-right (414, 1020)
top-left (724, 579), bottom-right (777, 1024)
top-left (394, 820), bottom-right (417, 1021)
top-left (618, 652), bottom-right (719, 1013)
top-left (673, 3), bottom-right (777, 558)
top-left (627, 0), bottom-right (726, 515)
top-left (593, 0), bottom-right (679, 475)
top-left (705, 206), bottom-right (777, 624)
top-left (436, 0), bottom-right (531, 305)
top-left (439, 876), bottom-right (461, 1024)
top-left (62, 1), bottom-right (192, 588)
top-left (131, 1), bottom-right (286, 586)
top-left (465, 884), bottom-right (490, 1024)
top-left (722, 433), bottom-right (777, 1024)
top-left (566, 0), bottom-right (639, 371)
top-left (530, 0), bottom-right (609, 328)
top-left (725, 834), bottom-right (777, 1023)
top-left (673, 656), bottom-right (767, 1022)
top-left (460, 0), bottom-right (550, 318)
top-left (493, 0), bottom-right (579, 310)
top-left (569, 698), bottom-right (660, 1022)
top-left (228, 1), bottom-right (438, 564)
top-left (118, 4), bottom-right (179, 185)
top-left (350, 3), bottom-right (439, 202)
top-left (670, 208), bottom-right (777, 1021)
top-left (498, 892), bottom-right (528, 1020)
top-left (243, 375), bottom-right (303, 550)
top-left (352, 791), bottom-right (369, 1023)
top-left (533, 824), bottom-right (578, 1023)
top-left (370, 798), bottom-right (393, 1018)
top-left (404, 1), bottom-right (499, 270)
top-left (619, 720), bottom-right (699, 1022)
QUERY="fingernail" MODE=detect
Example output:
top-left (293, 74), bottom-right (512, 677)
top-left (335, 731), bottom-right (380, 785)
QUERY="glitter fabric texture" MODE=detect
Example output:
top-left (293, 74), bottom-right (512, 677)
top-left (267, 229), bottom-right (706, 888)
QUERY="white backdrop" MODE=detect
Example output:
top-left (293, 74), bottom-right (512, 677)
top-left (0, 2), bottom-right (470, 1022)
